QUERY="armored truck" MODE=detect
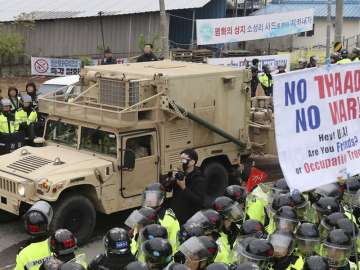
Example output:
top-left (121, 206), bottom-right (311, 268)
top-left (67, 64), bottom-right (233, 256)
top-left (0, 60), bottom-right (252, 243)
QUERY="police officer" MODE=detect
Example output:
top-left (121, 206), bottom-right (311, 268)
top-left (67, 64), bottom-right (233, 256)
top-left (224, 185), bottom-right (247, 209)
top-left (266, 194), bottom-right (295, 234)
top-left (141, 238), bottom-right (173, 270)
top-left (236, 219), bottom-right (266, 243)
top-left (335, 218), bottom-right (360, 264)
top-left (15, 94), bottom-right (38, 135)
top-left (125, 261), bottom-right (149, 270)
top-left (177, 223), bottom-right (204, 248)
top-left (186, 210), bottom-right (222, 238)
top-left (303, 256), bottom-right (329, 270)
top-left (142, 183), bottom-right (180, 248)
top-left (277, 64), bottom-right (286, 74)
top-left (233, 262), bottom-right (260, 270)
top-left (136, 224), bottom-right (168, 261)
top-left (204, 263), bottom-right (229, 270)
top-left (49, 229), bottom-right (79, 263)
top-left (245, 185), bottom-right (269, 226)
top-left (352, 48), bottom-right (360, 62)
top-left (232, 238), bottom-right (274, 268)
top-left (268, 231), bottom-right (296, 270)
top-left (291, 192), bottom-right (312, 222)
top-left (59, 262), bottom-right (86, 270)
top-left (273, 206), bottom-right (299, 234)
top-left (165, 263), bottom-right (191, 270)
top-left (272, 179), bottom-right (290, 195)
top-left (258, 65), bottom-right (273, 96)
top-left (39, 258), bottom-right (63, 270)
top-left (174, 236), bottom-right (218, 270)
top-left (89, 227), bottom-right (136, 270)
top-left (312, 196), bottom-right (341, 224)
top-left (320, 229), bottom-right (353, 269)
top-left (319, 212), bottom-right (347, 239)
top-left (0, 98), bottom-right (16, 134)
top-left (14, 201), bottom-right (53, 270)
top-left (338, 49), bottom-right (352, 64)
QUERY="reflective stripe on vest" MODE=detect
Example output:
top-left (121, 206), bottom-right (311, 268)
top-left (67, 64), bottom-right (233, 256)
top-left (0, 114), bottom-right (15, 133)
top-left (214, 232), bottom-right (231, 264)
top-left (338, 58), bottom-right (352, 64)
top-left (14, 239), bottom-right (52, 270)
top-left (160, 209), bottom-right (180, 253)
top-left (258, 74), bottom-right (273, 88)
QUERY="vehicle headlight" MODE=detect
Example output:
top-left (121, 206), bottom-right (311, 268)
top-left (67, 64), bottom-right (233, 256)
top-left (18, 184), bottom-right (26, 197)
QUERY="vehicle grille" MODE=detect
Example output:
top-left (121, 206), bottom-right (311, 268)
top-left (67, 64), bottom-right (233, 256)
top-left (7, 155), bottom-right (52, 173)
top-left (0, 177), bottom-right (17, 194)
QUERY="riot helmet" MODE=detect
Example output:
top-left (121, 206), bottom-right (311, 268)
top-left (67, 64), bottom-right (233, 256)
top-left (125, 262), bottom-right (150, 270)
top-left (165, 263), bottom-right (191, 270)
top-left (295, 223), bottom-right (320, 256)
top-left (343, 177), bottom-right (360, 206)
top-left (290, 192), bottom-right (310, 222)
top-left (177, 223), bottom-right (204, 246)
top-left (212, 197), bottom-right (234, 216)
top-left (1, 98), bottom-right (11, 112)
top-left (341, 49), bottom-right (349, 59)
top-left (237, 219), bottom-right (265, 240)
top-left (274, 206), bottom-right (299, 233)
top-left (336, 218), bottom-right (360, 252)
top-left (24, 201), bottom-right (53, 236)
top-left (59, 262), bottom-right (86, 270)
top-left (269, 231), bottom-right (295, 258)
top-left (312, 197), bottom-right (341, 223)
top-left (186, 210), bottom-right (222, 236)
top-left (204, 263), bottom-right (229, 270)
top-left (303, 256), bottom-right (329, 270)
top-left (142, 183), bottom-right (166, 209)
top-left (313, 183), bottom-right (342, 201)
top-left (49, 229), bottom-right (77, 258)
top-left (272, 179), bottom-right (289, 195)
top-left (270, 194), bottom-right (294, 213)
top-left (319, 212), bottom-right (346, 239)
top-left (232, 262), bottom-right (260, 270)
top-left (103, 227), bottom-right (131, 255)
top-left (125, 207), bottom-right (158, 230)
top-left (320, 229), bottom-right (352, 267)
top-left (224, 185), bottom-right (247, 205)
top-left (21, 94), bottom-right (32, 108)
top-left (140, 224), bottom-right (168, 244)
top-left (142, 238), bottom-right (173, 270)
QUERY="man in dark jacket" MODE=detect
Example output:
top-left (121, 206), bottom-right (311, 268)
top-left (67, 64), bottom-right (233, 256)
top-left (137, 44), bottom-right (158, 62)
top-left (102, 47), bottom-right (117, 65)
top-left (169, 148), bottom-right (207, 225)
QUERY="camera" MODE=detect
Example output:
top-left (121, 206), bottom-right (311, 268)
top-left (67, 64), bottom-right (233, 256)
top-left (175, 171), bottom-right (185, 181)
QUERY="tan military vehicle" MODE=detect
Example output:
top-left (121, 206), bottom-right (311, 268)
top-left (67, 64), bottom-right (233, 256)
top-left (0, 60), bottom-right (252, 243)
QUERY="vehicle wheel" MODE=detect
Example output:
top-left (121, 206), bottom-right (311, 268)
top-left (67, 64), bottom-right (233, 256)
top-left (0, 209), bottom-right (18, 222)
top-left (203, 162), bottom-right (229, 207)
top-left (51, 194), bottom-right (96, 245)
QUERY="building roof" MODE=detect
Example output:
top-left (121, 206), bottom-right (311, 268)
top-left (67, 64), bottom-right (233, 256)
top-left (252, 0), bottom-right (360, 19)
top-left (0, 0), bottom-right (212, 22)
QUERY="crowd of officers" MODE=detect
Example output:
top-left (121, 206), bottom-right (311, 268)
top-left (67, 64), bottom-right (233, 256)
top-left (13, 148), bottom-right (360, 270)
top-left (0, 82), bottom-right (39, 153)
top-left (250, 46), bottom-right (360, 98)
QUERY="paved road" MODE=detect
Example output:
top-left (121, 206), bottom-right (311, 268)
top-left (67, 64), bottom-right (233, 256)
top-left (0, 156), bottom-right (282, 269)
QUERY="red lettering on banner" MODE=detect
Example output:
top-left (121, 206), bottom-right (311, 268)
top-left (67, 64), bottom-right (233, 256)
top-left (344, 71), bottom-right (354, 94)
top-left (314, 75), bottom-right (325, 99)
top-left (335, 72), bottom-right (342, 96)
top-left (215, 27), bottom-right (221, 37)
top-left (355, 70), bottom-right (360, 91)
top-left (329, 97), bottom-right (360, 124)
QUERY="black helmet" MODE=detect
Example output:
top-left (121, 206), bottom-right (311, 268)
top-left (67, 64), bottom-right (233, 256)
top-left (271, 194), bottom-right (294, 212)
top-left (195, 236), bottom-right (219, 263)
top-left (319, 212), bottom-right (346, 238)
top-left (59, 263), bottom-right (86, 270)
top-left (232, 262), bottom-right (260, 270)
top-left (212, 197), bottom-right (234, 215)
top-left (187, 210), bottom-right (222, 235)
top-left (141, 224), bottom-right (168, 242)
top-left (274, 206), bottom-right (299, 233)
top-left (40, 258), bottom-right (63, 270)
top-left (142, 183), bottom-right (166, 209)
top-left (177, 223), bottom-right (204, 245)
top-left (104, 227), bottom-right (131, 255)
top-left (165, 263), bottom-right (190, 270)
top-left (142, 238), bottom-right (173, 269)
top-left (343, 178), bottom-right (360, 206)
top-left (321, 229), bottom-right (352, 267)
top-left (303, 256), bottom-right (329, 270)
top-left (295, 223), bottom-right (320, 256)
top-left (290, 192), bottom-right (307, 208)
top-left (205, 263), bottom-right (229, 270)
top-left (314, 183), bottom-right (342, 200)
top-left (233, 238), bottom-right (273, 267)
top-left (341, 49), bottom-right (349, 58)
top-left (272, 179), bottom-right (289, 194)
top-left (238, 219), bottom-right (265, 239)
top-left (269, 231), bottom-right (295, 258)
top-left (125, 262), bottom-right (149, 270)
top-left (335, 218), bottom-right (359, 239)
top-left (24, 201), bottom-right (53, 236)
top-left (224, 185), bottom-right (247, 204)
top-left (313, 196), bottom-right (341, 217)
top-left (125, 207), bottom-right (158, 229)
top-left (49, 229), bottom-right (77, 257)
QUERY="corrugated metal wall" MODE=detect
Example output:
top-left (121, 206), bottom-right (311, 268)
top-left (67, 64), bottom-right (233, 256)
top-left (169, 0), bottom-right (226, 48)
top-left (4, 13), bottom-right (160, 58)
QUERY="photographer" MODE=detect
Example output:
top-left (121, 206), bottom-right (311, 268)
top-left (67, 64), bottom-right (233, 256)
top-left (163, 149), bottom-right (207, 225)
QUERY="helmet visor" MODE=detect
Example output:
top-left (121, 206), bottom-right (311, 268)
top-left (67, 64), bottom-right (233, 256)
top-left (186, 212), bottom-right (209, 228)
top-left (274, 216), bottom-right (298, 233)
top-left (179, 236), bottom-right (208, 261)
top-left (125, 210), bottom-right (146, 229)
top-left (295, 237), bottom-right (320, 256)
top-left (27, 201), bottom-right (54, 225)
top-left (68, 253), bottom-right (87, 266)
top-left (232, 244), bottom-right (270, 268)
top-left (142, 190), bottom-right (165, 208)
top-left (320, 242), bottom-right (351, 267)
top-left (295, 201), bottom-right (310, 222)
top-left (227, 202), bottom-right (245, 223)
top-left (269, 233), bottom-right (295, 258)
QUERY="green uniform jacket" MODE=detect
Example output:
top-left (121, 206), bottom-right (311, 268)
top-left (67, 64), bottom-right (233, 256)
top-left (14, 239), bottom-right (52, 270)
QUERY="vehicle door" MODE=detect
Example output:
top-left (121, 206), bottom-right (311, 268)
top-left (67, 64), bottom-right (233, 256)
top-left (120, 130), bottom-right (159, 198)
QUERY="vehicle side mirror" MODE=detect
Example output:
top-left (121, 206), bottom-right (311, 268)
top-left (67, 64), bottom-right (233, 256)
top-left (122, 149), bottom-right (136, 171)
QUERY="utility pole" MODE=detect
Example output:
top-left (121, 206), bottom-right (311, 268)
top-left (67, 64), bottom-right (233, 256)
top-left (335, 0), bottom-right (344, 44)
top-left (159, 0), bottom-right (169, 59)
top-left (326, 0), bottom-right (332, 58)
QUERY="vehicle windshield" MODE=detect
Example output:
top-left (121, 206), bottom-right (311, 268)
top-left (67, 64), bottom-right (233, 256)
top-left (38, 84), bottom-right (69, 96)
top-left (45, 120), bottom-right (78, 148)
top-left (80, 127), bottom-right (117, 157)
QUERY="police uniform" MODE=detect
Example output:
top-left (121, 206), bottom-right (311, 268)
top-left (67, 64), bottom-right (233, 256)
top-left (258, 73), bottom-right (273, 96)
top-left (214, 232), bottom-right (231, 264)
top-left (159, 208), bottom-right (180, 251)
top-left (0, 113), bottom-right (15, 133)
top-left (338, 58), bottom-right (352, 64)
top-left (15, 108), bottom-right (37, 131)
top-left (14, 239), bottom-right (52, 270)
top-left (89, 254), bottom-right (135, 270)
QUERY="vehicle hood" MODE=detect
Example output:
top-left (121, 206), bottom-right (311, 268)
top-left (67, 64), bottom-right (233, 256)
top-left (0, 146), bottom-right (112, 181)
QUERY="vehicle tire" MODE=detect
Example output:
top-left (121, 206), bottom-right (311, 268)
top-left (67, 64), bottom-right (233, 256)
top-left (203, 162), bottom-right (229, 207)
top-left (0, 209), bottom-right (18, 222)
top-left (51, 194), bottom-right (96, 245)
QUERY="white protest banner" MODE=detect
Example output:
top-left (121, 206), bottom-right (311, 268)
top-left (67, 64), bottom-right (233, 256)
top-left (273, 63), bottom-right (360, 192)
top-left (31, 57), bottom-right (81, 76)
top-left (196, 9), bottom-right (314, 45)
top-left (207, 54), bottom-right (291, 72)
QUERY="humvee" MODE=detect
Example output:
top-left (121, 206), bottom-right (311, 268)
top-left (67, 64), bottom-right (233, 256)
top-left (0, 60), bottom-right (252, 244)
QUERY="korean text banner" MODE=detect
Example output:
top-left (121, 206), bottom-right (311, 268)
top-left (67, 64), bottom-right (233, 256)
top-left (196, 9), bottom-right (314, 45)
top-left (31, 57), bottom-right (81, 76)
top-left (207, 54), bottom-right (291, 72)
top-left (273, 63), bottom-right (360, 192)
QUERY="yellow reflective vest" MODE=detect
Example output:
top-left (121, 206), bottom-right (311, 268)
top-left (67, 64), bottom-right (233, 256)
top-left (214, 232), bottom-right (231, 264)
top-left (14, 239), bottom-right (52, 270)
top-left (258, 73), bottom-right (273, 88)
top-left (338, 58), bottom-right (352, 64)
top-left (15, 109), bottom-right (37, 130)
top-left (0, 114), bottom-right (15, 134)
top-left (159, 209), bottom-right (180, 253)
